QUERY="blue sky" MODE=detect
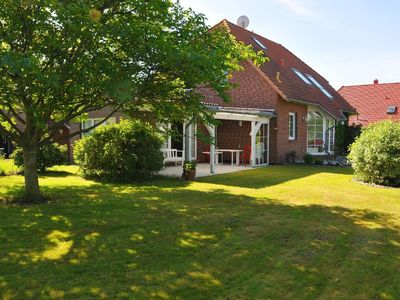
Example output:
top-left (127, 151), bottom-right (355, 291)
top-left (180, 0), bottom-right (400, 89)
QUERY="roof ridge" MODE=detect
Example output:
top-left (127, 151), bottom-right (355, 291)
top-left (209, 19), bottom-right (230, 32)
top-left (224, 19), bottom-right (282, 48)
top-left (341, 82), bottom-right (400, 88)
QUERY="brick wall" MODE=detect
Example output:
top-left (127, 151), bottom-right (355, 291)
top-left (196, 120), bottom-right (251, 163)
top-left (203, 60), bottom-right (278, 110)
top-left (196, 123), bottom-right (211, 163)
top-left (271, 96), bottom-right (308, 163)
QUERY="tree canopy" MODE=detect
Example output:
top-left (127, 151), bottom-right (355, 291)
top-left (0, 0), bottom-right (266, 201)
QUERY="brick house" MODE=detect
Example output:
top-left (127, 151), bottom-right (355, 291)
top-left (192, 20), bottom-right (355, 166)
top-left (338, 80), bottom-right (400, 126)
top-left (61, 19), bottom-right (355, 168)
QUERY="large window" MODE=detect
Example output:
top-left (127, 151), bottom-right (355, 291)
top-left (289, 112), bottom-right (296, 140)
top-left (307, 112), bottom-right (335, 154)
top-left (307, 112), bottom-right (324, 154)
top-left (81, 117), bottom-right (116, 137)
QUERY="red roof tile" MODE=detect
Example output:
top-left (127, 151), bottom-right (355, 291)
top-left (205, 20), bottom-right (356, 119)
top-left (338, 82), bottom-right (400, 126)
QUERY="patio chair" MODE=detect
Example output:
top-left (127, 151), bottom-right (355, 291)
top-left (240, 144), bottom-right (251, 166)
top-left (256, 142), bottom-right (265, 165)
top-left (163, 148), bottom-right (183, 166)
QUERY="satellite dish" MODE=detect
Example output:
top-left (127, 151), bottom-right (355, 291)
top-left (237, 15), bottom-right (250, 29)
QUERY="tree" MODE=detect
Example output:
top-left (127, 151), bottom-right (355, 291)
top-left (0, 0), bottom-right (265, 202)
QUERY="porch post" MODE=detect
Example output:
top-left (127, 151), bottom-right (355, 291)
top-left (250, 121), bottom-right (256, 167)
top-left (205, 124), bottom-right (216, 174)
top-left (210, 125), bottom-right (216, 174)
top-left (184, 122), bottom-right (190, 162)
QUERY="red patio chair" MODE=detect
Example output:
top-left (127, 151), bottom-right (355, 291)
top-left (240, 144), bottom-right (251, 166)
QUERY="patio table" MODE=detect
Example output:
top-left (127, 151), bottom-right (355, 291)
top-left (218, 149), bottom-right (243, 166)
top-left (202, 151), bottom-right (223, 164)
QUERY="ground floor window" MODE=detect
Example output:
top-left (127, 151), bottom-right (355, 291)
top-left (81, 117), bottom-right (116, 137)
top-left (307, 112), bottom-right (335, 154)
top-left (288, 112), bottom-right (296, 140)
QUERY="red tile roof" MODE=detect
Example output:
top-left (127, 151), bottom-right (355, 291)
top-left (206, 20), bottom-right (356, 119)
top-left (338, 82), bottom-right (400, 126)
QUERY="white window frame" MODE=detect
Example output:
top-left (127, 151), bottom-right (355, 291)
top-left (306, 110), bottom-right (335, 155)
top-left (81, 117), bottom-right (116, 137)
top-left (288, 112), bottom-right (296, 140)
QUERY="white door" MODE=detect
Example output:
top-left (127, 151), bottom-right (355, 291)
top-left (251, 121), bottom-right (269, 166)
top-left (189, 123), bottom-right (197, 161)
top-left (183, 123), bottom-right (197, 161)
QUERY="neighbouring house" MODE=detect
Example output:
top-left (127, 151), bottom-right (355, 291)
top-left (59, 19), bottom-right (357, 168)
top-left (338, 79), bottom-right (400, 126)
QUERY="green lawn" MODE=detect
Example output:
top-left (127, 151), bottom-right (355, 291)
top-left (0, 158), bottom-right (20, 175)
top-left (1, 163), bottom-right (400, 299)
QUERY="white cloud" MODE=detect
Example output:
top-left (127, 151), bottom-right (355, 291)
top-left (274, 0), bottom-right (315, 17)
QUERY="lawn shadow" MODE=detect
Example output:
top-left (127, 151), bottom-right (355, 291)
top-left (1, 181), bottom-right (400, 299)
top-left (39, 170), bottom-right (77, 178)
top-left (198, 165), bottom-right (354, 189)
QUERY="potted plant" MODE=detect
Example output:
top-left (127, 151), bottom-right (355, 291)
top-left (182, 160), bottom-right (196, 181)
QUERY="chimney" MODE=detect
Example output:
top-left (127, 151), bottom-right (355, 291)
top-left (374, 79), bottom-right (379, 85)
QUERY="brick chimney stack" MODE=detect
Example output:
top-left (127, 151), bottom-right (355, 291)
top-left (374, 79), bottom-right (379, 85)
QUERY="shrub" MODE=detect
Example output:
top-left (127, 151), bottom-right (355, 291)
top-left (303, 153), bottom-right (314, 165)
top-left (12, 143), bottom-right (68, 172)
top-left (74, 119), bottom-right (164, 182)
top-left (285, 151), bottom-right (296, 164)
top-left (348, 120), bottom-right (400, 187)
top-left (314, 159), bottom-right (323, 165)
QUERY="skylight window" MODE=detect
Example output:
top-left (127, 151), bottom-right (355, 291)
top-left (251, 36), bottom-right (267, 50)
top-left (306, 74), bottom-right (334, 99)
top-left (292, 68), bottom-right (312, 85)
top-left (387, 106), bottom-right (397, 114)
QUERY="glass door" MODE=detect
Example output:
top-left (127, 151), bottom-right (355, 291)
top-left (189, 123), bottom-right (197, 161)
top-left (255, 123), bottom-right (269, 166)
top-left (183, 123), bottom-right (197, 161)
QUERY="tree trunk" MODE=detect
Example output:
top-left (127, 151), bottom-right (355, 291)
top-left (22, 145), bottom-right (41, 202)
